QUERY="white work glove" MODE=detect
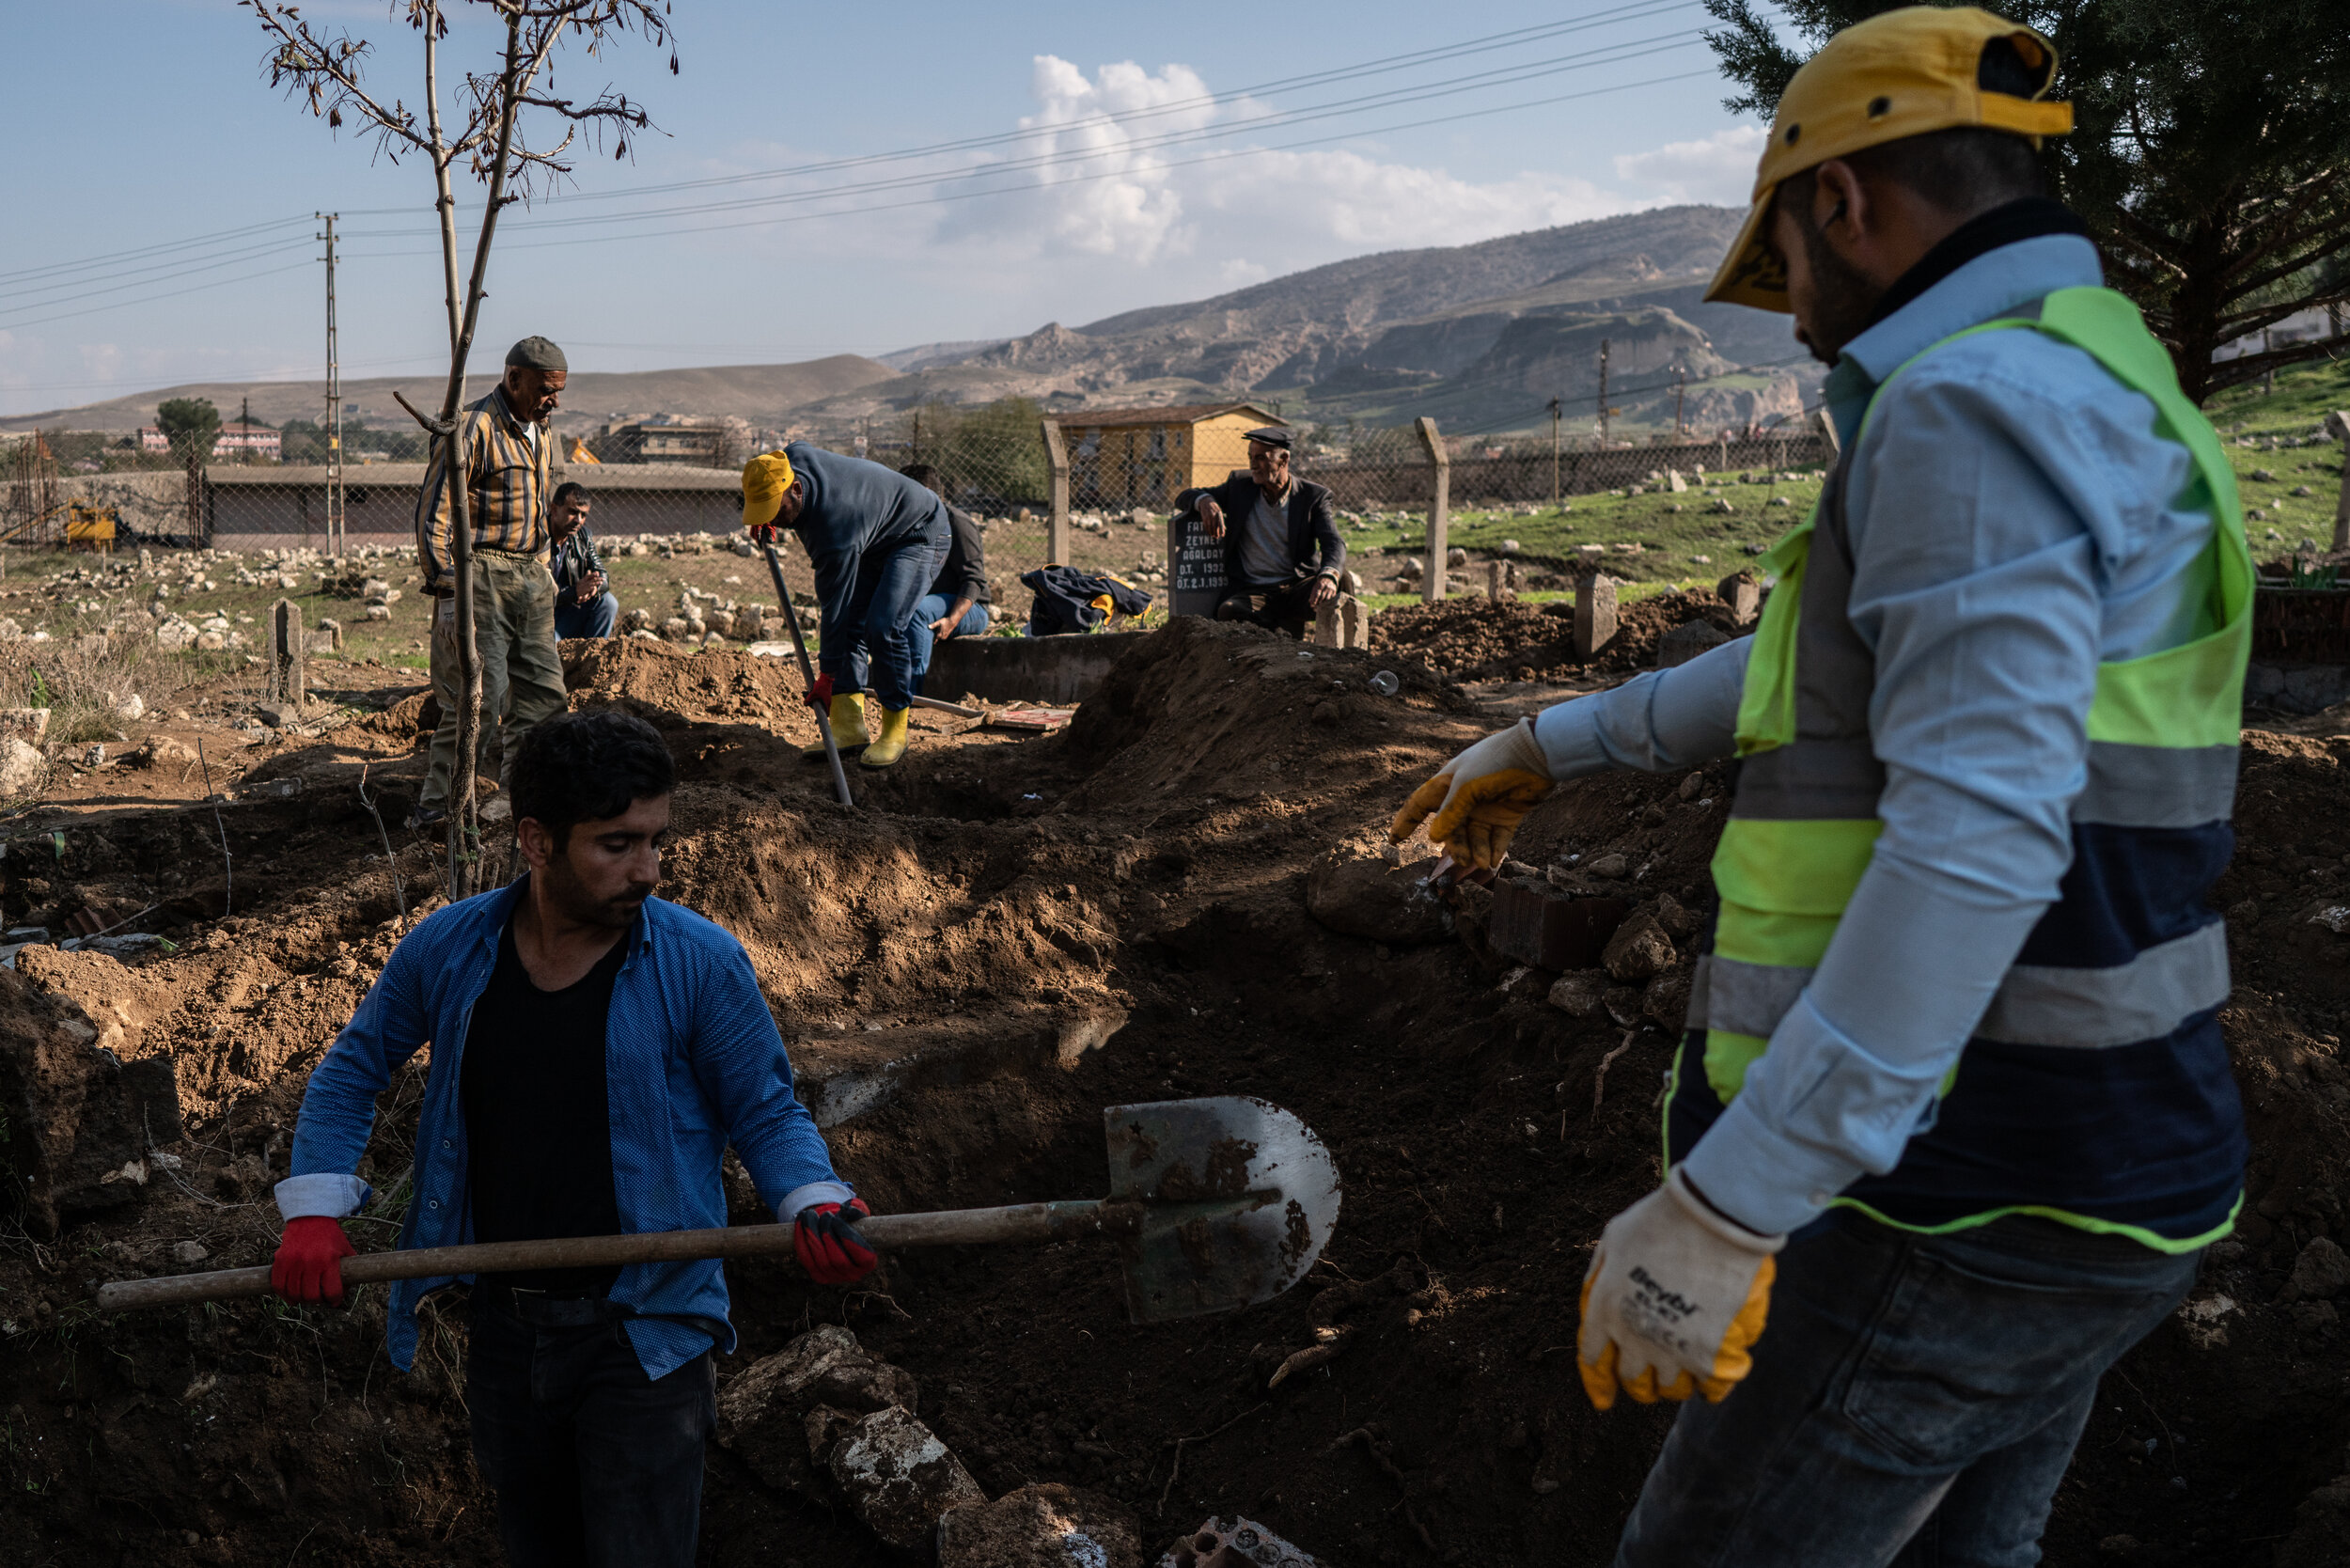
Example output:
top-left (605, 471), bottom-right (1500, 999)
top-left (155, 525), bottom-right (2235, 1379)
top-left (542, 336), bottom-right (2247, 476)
top-left (1386, 716), bottom-right (1553, 869)
top-left (1577, 1167), bottom-right (1787, 1410)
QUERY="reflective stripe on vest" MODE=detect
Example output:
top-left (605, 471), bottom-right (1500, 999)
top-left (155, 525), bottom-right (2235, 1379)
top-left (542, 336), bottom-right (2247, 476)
top-left (1673, 286), bottom-right (2251, 1251)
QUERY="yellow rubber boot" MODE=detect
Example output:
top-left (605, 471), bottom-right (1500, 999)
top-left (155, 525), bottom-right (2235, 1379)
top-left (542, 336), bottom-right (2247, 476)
top-left (805, 692), bottom-right (869, 760)
top-left (858, 705), bottom-right (912, 769)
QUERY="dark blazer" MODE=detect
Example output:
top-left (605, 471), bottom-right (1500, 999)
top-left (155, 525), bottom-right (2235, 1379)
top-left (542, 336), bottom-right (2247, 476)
top-left (1174, 473), bottom-right (1345, 588)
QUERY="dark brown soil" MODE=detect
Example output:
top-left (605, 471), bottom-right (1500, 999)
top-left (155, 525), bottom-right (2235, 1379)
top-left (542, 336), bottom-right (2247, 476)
top-left (1, 619), bottom-right (2344, 1568)
top-left (1369, 588), bottom-right (1752, 682)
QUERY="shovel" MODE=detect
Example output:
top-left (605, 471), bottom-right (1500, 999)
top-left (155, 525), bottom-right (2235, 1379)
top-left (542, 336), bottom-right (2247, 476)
top-left (91, 1097), bottom-right (1342, 1325)
top-left (756, 534), bottom-right (854, 808)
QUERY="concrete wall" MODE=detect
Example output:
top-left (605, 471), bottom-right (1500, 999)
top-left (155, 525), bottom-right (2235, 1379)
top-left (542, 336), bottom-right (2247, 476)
top-left (926, 630), bottom-right (1149, 704)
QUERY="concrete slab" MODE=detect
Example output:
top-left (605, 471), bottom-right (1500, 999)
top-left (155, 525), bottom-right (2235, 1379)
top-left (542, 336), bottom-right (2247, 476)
top-left (926, 632), bottom-right (1149, 705)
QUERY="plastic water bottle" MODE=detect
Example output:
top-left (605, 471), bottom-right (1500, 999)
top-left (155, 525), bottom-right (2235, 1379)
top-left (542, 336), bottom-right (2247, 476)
top-left (1369, 670), bottom-right (1401, 698)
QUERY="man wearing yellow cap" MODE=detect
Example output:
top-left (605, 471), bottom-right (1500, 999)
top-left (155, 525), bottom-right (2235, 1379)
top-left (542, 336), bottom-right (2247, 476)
top-left (1391, 10), bottom-right (2248, 1561)
top-left (742, 444), bottom-right (950, 768)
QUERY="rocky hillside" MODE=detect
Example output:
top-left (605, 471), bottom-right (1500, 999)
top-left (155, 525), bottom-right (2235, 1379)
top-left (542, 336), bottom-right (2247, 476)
top-left (805, 204), bottom-right (1810, 435)
top-left (13, 207), bottom-right (1813, 442)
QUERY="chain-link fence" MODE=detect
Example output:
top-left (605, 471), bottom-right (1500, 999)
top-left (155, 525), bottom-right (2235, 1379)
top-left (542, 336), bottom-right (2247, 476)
top-left (7, 407), bottom-right (1831, 625)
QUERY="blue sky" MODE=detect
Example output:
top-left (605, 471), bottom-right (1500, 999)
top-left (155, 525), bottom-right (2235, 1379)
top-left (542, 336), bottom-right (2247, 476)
top-left (0, 0), bottom-right (1778, 417)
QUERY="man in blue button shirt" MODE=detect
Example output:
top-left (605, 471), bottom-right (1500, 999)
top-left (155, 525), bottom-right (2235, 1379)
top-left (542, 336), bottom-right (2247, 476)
top-left (269, 710), bottom-right (877, 1566)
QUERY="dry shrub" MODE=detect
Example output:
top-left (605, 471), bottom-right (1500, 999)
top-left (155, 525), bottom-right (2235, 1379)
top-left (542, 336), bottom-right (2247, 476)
top-left (0, 630), bottom-right (209, 748)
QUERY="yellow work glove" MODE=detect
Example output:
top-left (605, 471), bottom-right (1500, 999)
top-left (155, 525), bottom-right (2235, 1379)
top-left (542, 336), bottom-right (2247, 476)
top-left (1576, 1168), bottom-right (1786, 1410)
top-left (1386, 716), bottom-right (1553, 869)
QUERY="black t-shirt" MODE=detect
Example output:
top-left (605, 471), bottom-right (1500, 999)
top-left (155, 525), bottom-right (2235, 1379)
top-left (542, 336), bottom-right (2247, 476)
top-left (461, 913), bottom-right (628, 1294)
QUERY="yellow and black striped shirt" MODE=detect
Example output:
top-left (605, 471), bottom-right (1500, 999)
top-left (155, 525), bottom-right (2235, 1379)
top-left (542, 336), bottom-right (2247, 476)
top-left (415, 385), bottom-right (552, 592)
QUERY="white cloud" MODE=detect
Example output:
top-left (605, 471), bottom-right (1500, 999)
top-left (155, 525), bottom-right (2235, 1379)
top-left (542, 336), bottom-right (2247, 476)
top-left (1614, 126), bottom-right (1767, 206)
top-left (935, 56), bottom-right (1642, 278)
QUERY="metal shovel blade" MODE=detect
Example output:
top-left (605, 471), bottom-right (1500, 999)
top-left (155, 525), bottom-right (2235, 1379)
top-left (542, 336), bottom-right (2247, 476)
top-left (1104, 1096), bottom-right (1342, 1325)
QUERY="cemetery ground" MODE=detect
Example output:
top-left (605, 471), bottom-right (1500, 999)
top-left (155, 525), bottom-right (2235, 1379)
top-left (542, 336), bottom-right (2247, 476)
top-left (0, 365), bottom-right (2348, 1564)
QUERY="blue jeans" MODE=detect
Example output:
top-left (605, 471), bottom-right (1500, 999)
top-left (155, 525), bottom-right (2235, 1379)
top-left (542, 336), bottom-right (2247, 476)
top-left (554, 589), bottom-right (619, 641)
top-left (906, 592), bottom-right (990, 694)
top-left (1617, 1212), bottom-right (2201, 1568)
top-left (826, 538), bottom-right (944, 711)
top-left (466, 1294), bottom-right (716, 1568)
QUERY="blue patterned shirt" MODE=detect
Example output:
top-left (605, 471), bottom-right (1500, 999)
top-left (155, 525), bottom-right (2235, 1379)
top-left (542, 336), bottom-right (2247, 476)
top-left (276, 881), bottom-right (851, 1377)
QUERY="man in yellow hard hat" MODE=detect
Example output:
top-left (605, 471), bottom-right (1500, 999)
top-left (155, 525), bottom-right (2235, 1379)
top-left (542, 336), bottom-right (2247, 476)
top-left (1391, 9), bottom-right (2248, 1561)
top-left (742, 444), bottom-right (950, 769)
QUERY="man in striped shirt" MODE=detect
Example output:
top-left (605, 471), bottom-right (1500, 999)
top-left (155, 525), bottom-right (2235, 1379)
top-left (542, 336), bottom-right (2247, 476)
top-left (412, 336), bottom-right (572, 828)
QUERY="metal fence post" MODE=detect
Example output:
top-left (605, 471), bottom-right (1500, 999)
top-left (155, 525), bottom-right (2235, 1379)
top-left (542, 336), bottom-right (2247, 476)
top-left (1041, 417), bottom-right (1071, 565)
top-left (1415, 416), bottom-right (1449, 604)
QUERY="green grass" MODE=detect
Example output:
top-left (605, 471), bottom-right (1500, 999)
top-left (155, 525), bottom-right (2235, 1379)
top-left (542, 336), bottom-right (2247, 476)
top-left (2203, 353), bottom-right (2348, 557)
top-left (1330, 466), bottom-right (1819, 592)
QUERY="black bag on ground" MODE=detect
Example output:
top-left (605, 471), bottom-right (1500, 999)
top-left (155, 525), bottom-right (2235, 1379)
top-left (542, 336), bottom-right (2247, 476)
top-left (1020, 565), bottom-right (1152, 636)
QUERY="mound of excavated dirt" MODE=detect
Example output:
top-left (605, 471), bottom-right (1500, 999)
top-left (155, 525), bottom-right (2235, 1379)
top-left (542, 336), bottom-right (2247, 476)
top-left (1370, 588), bottom-right (1751, 681)
top-left (2, 620), bottom-right (2346, 1568)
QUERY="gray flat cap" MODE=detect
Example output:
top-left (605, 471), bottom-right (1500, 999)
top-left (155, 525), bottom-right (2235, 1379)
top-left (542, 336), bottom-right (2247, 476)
top-left (506, 336), bottom-right (568, 373)
top-left (1244, 426), bottom-right (1292, 449)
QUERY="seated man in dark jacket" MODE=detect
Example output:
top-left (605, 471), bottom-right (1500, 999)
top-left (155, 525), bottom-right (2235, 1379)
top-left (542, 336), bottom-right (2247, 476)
top-left (548, 482), bottom-right (618, 640)
top-left (900, 463), bottom-right (991, 693)
top-left (1174, 426), bottom-right (1345, 636)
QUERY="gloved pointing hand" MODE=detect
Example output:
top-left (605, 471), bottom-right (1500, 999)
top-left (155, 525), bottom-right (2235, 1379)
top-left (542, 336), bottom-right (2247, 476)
top-left (1577, 1168), bottom-right (1785, 1410)
top-left (272, 1215), bottom-right (357, 1308)
top-left (1387, 716), bottom-right (1554, 869)
top-left (794, 1197), bottom-right (879, 1284)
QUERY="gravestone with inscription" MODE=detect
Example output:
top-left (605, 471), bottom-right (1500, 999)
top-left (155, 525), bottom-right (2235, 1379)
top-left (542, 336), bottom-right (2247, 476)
top-left (1167, 510), bottom-right (1230, 619)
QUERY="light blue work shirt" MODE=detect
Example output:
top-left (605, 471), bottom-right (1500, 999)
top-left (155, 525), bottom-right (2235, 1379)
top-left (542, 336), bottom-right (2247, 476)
top-left (1534, 233), bottom-right (2217, 1236)
top-left (276, 880), bottom-right (852, 1378)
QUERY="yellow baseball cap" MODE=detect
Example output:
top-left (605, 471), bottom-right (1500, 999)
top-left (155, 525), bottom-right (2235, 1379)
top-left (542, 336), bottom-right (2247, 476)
top-left (741, 449), bottom-right (796, 529)
top-left (1703, 6), bottom-right (2073, 312)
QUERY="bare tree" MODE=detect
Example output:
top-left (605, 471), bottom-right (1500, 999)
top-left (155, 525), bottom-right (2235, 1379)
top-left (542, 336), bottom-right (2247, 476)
top-left (243, 0), bottom-right (671, 895)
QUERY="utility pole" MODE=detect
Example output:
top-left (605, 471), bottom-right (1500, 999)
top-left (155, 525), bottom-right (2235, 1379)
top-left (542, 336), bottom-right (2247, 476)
top-left (1597, 338), bottom-right (1612, 447)
top-left (240, 394), bottom-right (252, 466)
top-left (1547, 396), bottom-right (1562, 512)
top-left (320, 212), bottom-right (344, 559)
top-left (1673, 365), bottom-right (1687, 440)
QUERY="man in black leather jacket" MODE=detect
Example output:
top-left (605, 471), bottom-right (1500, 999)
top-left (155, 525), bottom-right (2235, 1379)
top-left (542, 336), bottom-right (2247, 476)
top-left (1173, 427), bottom-right (1345, 637)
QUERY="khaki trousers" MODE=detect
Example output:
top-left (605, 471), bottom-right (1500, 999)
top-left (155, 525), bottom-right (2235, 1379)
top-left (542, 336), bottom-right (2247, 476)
top-left (421, 552), bottom-right (568, 808)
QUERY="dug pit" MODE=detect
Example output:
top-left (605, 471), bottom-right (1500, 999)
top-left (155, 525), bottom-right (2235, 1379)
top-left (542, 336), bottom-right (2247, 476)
top-left (1, 614), bottom-right (2346, 1567)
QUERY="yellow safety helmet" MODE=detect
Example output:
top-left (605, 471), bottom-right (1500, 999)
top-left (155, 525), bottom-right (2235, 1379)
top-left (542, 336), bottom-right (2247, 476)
top-left (1704, 6), bottom-right (2073, 313)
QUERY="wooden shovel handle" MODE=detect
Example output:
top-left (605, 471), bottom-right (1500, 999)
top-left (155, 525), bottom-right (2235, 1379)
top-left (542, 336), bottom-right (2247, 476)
top-left (92, 1200), bottom-right (1131, 1313)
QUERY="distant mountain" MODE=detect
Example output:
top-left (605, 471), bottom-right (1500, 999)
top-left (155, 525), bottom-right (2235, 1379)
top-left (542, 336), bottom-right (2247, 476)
top-left (0, 354), bottom-right (901, 439)
top-left (819, 204), bottom-right (1813, 434)
top-left (8, 207), bottom-right (1815, 441)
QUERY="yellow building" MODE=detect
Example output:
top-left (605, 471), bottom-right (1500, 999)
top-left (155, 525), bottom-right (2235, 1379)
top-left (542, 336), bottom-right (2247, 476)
top-left (1063, 402), bottom-right (1285, 510)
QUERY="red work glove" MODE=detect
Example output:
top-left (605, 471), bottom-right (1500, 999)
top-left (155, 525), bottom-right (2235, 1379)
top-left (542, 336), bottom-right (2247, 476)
top-left (272, 1215), bottom-right (356, 1307)
top-left (794, 1198), bottom-right (878, 1285)
top-left (807, 672), bottom-right (835, 712)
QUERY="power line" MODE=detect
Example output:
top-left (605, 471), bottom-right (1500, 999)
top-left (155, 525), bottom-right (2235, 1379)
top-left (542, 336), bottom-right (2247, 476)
top-left (2, 8), bottom-right (1720, 330)
top-left (0, 259), bottom-right (321, 335)
top-left (340, 30), bottom-right (1708, 242)
top-left (0, 235), bottom-right (315, 313)
top-left (496, 0), bottom-right (1704, 213)
top-left (0, 214), bottom-right (313, 290)
top-left (336, 65), bottom-right (1719, 259)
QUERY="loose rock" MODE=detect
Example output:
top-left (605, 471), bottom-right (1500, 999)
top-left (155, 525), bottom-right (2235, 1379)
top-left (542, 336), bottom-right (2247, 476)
top-left (1305, 855), bottom-right (1450, 946)
top-left (1602, 910), bottom-right (1676, 982)
top-left (2282, 1236), bottom-right (2350, 1303)
top-left (1548, 970), bottom-right (1607, 1017)
top-left (939, 1482), bottom-right (1142, 1568)
top-left (828, 1405), bottom-right (986, 1552)
top-left (717, 1324), bottom-right (920, 1497)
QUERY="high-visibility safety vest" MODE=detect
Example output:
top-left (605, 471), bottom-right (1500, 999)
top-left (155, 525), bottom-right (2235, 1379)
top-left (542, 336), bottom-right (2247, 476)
top-left (1667, 287), bottom-right (2251, 1252)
